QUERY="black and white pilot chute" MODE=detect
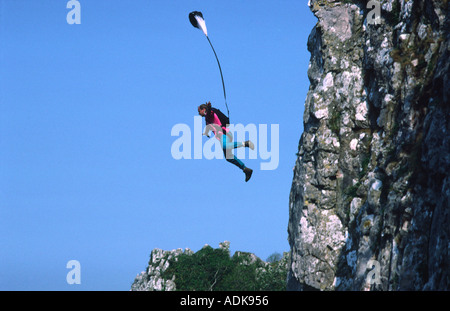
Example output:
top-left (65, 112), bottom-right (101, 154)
top-left (189, 11), bottom-right (229, 119)
top-left (189, 11), bottom-right (208, 36)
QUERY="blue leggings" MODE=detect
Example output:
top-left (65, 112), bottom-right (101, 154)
top-left (222, 134), bottom-right (245, 170)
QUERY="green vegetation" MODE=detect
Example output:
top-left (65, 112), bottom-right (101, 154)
top-left (344, 182), bottom-right (361, 198)
top-left (266, 252), bottom-right (282, 263)
top-left (359, 153), bottom-right (371, 179)
top-left (161, 246), bottom-right (288, 291)
top-left (329, 107), bottom-right (341, 136)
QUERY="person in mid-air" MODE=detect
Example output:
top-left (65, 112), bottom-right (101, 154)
top-left (198, 102), bottom-right (254, 182)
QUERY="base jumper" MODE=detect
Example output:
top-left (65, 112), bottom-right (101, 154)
top-left (198, 102), bottom-right (254, 182)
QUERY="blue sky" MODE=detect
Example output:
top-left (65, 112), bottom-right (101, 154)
top-left (0, 0), bottom-right (317, 290)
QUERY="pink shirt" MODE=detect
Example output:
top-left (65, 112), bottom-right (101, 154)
top-left (206, 110), bottom-right (229, 140)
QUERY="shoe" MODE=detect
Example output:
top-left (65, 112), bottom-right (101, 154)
top-left (243, 167), bottom-right (253, 182)
top-left (244, 140), bottom-right (254, 150)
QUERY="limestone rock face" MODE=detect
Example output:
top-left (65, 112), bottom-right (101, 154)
top-left (130, 247), bottom-right (189, 291)
top-left (288, 0), bottom-right (449, 290)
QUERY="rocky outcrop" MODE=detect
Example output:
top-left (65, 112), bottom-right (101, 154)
top-left (131, 241), bottom-right (289, 291)
top-left (288, 0), bottom-right (448, 290)
top-left (131, 247), bottom-right (190, 291)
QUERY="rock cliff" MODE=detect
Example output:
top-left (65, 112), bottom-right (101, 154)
top-left (131, 241), bottom-right (289, 291)
top-left (288, 0), bottom-right (448, 290)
